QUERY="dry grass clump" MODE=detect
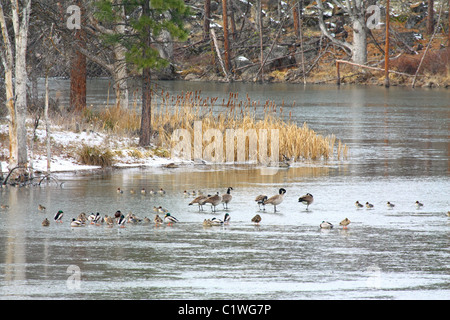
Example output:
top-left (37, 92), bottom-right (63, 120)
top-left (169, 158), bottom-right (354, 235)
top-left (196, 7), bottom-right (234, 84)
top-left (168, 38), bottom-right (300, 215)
top-left (77, 144), bottom-right (115, 167)
top-left (80, 89), bottom-right (348, 163)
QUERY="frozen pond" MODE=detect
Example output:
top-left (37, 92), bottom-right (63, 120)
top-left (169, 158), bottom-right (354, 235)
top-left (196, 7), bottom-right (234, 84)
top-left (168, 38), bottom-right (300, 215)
top-left (0, 81), bottom-right (449, 299)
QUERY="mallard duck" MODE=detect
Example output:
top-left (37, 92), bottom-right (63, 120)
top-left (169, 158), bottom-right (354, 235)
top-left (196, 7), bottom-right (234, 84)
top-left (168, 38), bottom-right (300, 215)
top-left (38, 204), bottom-right (46, 211)
top-left (203, 219), bottom-right (213, 227)
top-left (223, 213), bottom-right (230, 224)
top-left (164, 213), bottom-right (178, 225)
top-left (365, 202), bottom-right (374, 209)
top-left (77, 212), bottom-right (87, 223)
top-left (189, 194), bottom-right (209, 211)
top-left (143, 217), bottom-right (151, 224)
top-left (42, 218), bottom-right (50, 227)
top-left (54, 210), bottom-right (64, 223)
top-left (355, 201), bottom-right (364, 209)
top-left (339, 218), bottom-right (351, 229)
top-left (447, 211), bottom-right (450, 217)
top-left (154, 214), bottom-right (163, 224)
top-left (209, 217), bottom-right (224, 226)
top-left (204, 192), bottom-right (221, 212)
top-left (263, 188), bottom-right (286, 213)
top-left (415, 201), bottom-right (424, 209)
top-left (221, 187), bottom-right (233, 209)
top-left (320, 221), bottom-right (333, 229)
top-left (387, 201), bottom-right (395, 209)
top-left (114, 210), bottom-right (122, 219)
top-left (298, 193), bottom-right (314, 210)
top-left (87, 212), bottom-right (98, 224)
top-left (251, 214), bottom-right (262, 224)
top-left (70, 218), bottom-right (84, 227)
top-left (1, 204), bottom-right (9, 209)
top-left (255, 195), bottom-right (268, 211)
top-left (117, 214), bottom-right (126, 228)
top-left (93, 213), bottom-right (103, 225)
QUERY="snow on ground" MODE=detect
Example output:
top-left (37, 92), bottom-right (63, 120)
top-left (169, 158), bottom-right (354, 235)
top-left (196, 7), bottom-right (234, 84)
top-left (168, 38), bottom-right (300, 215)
top-left (0, 121), bottom-right (181, 174)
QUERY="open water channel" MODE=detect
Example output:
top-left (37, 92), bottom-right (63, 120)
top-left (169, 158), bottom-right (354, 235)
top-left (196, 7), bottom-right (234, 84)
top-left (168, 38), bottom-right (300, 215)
top-left (0, 80), bottom-right (448, 299)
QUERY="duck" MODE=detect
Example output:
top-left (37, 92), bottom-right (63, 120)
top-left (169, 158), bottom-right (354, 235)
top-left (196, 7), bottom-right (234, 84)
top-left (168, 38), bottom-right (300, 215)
top-left (141, 188), bottom-right (146, 195)
top-left (164, 213), bottom-right (178, 225)
top-left (129, 188), bottom-right (136, 194)
top-left (415, 201), bottom-right (424, 209)
top-left (387, 201), bottom-right (395, 209)
top-left (93, 213), bottom-right (103, 225)
top-left (223, 213), bottom-right (231, 224)
top-left (70, 218), bottom-right (84, 227)
top-left (38, 204), bottom-right (46, 211)
top-left (355, 201), bottom-right (363, 209)
top-left (143, 217), bottom-right (151, 224)
top-left (157, 206), bottom-right (168, 214)
top-left (339, 218), bottom-right (351, 229)
top-left (365, 202), bottom-right (374, 209)
top-left (255, 195), bottom-right (268, 210)
top-left (158, 188), bottom-right (166, 195)
top-left (203, 219), bottom-right (213, 227)
top-left (189, 194), bottom-right (209, 211)
top-left (149, 189), bottom-right (156, 195)
top-left (154, 214), bottom-right (163, 225)
top-left (54, 210), bottom-right (64, 223)
top-left (210, 217), bottom-right (224, 226)
top-left (298, 193), bottom-right (314, 210)
top-left (42, 218), bottom-right (50, 227)
top-left (263, 188), bottom-right (286, 213)
top-left (221, 187), bottom-right (233, 209)
top-left (87, 212), bottom-right (97, 224)
top-left (114, 210), bottom-right (122, 219)
top-left (104, 215), bottom-right (114, 226)
top-left (77, 212), bottom-right (87, 223)
top-left (117, 214), bottom-right (126, 228)
top-left (1, 204), bottom-right (9, 209)
top-left (117, 187), bottom-right (123, 194)
top-left (204, 192), bottom-right (221, 212)
top-left (251, 214), bottom-right (262, 224)
top-left (320, 221), bottom-right (333, 229)
top-left (183, 190), bottom-right (190, 197)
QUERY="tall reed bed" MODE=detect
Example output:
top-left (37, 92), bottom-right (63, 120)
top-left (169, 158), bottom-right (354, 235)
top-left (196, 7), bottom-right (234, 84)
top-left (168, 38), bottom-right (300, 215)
top-left (86, 89), bottom-right (348, 162)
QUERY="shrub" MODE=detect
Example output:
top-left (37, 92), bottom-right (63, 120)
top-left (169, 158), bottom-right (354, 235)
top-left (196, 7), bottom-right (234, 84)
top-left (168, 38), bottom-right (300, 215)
top-left (77, 144), bottom-right (115, 167)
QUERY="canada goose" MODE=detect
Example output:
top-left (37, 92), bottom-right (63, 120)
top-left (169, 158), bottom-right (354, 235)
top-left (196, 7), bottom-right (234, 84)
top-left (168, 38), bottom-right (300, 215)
top-left (263, 188), bottom-right (286, 213)
top-left (355, 201), bottom-right (363, 209)
top-left (189, 195), bottom-right (209, 211)
top-left (387, 201), bottom-right (395, 209)
top-left (221, 187), bottom-right (233, 209)
top-left (54, 210), bottom-right (64, 223)
top-left (415, 201), bottom-right (424, 209)
top-left (298, 193), bottom-right (314, 210)
top-left (339, 218), bottom-right (351, 229)
top-left (320, 221), bottom-right (333, 229)
top-left (42, 218), bottom-right (50, 227)
top-left (70, 218), bottom-right (84, 228)
top-left (251, 214), bottom-right (262, 224)
top-left (255, 195), bottom-right (268, 210)
top-left (204, 192), bottom-right (221, 212)
top-left (38, 204), bottom-right (46, 211)
top-left (164, 213), bottom-right (178, 225)
top-left (365, 202), bottom-right (374, 209)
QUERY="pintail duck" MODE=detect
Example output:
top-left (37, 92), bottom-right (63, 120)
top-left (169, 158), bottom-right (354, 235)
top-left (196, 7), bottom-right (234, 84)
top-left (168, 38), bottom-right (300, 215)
top-left (158, 188), bottom-right (166, 195)
top-left (355, 201), bottom-right (363, 209)
top-left (70, 218), bottom-right (84, 227)
top-left (415, 201), bottom-right (424, 209)
top-left (54, 210), bottom-right (64, 223)
top-left (117, 187), bottom-right (123, 194)
top-left (221, 187), bottom-right (233, 209)
top-left (320, 221), bottom-right (333, 229)
top-left (263, 188), bottom-right (286, 213)
top-left (339, 218), bottom-right (351, 229)
top-left (255, 195), bottom-right (268, 210)
top-left (251, 214), bottom-right (262, 224)
top-left (298, 193), bottom-right (314, 210)
top-left (365, 202), bottom-right (374, 209)
top-left (387, 201), bottom-right (395, 209)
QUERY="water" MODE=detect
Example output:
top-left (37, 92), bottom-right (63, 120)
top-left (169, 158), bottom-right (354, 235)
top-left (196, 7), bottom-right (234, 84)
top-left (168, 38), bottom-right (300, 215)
top-left (1, 80), bottom-right (449, 299)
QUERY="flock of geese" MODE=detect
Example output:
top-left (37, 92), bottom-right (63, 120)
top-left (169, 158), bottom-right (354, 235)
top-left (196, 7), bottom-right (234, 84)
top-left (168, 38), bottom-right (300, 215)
top-left (35, 186), bottom-right (441, 230)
